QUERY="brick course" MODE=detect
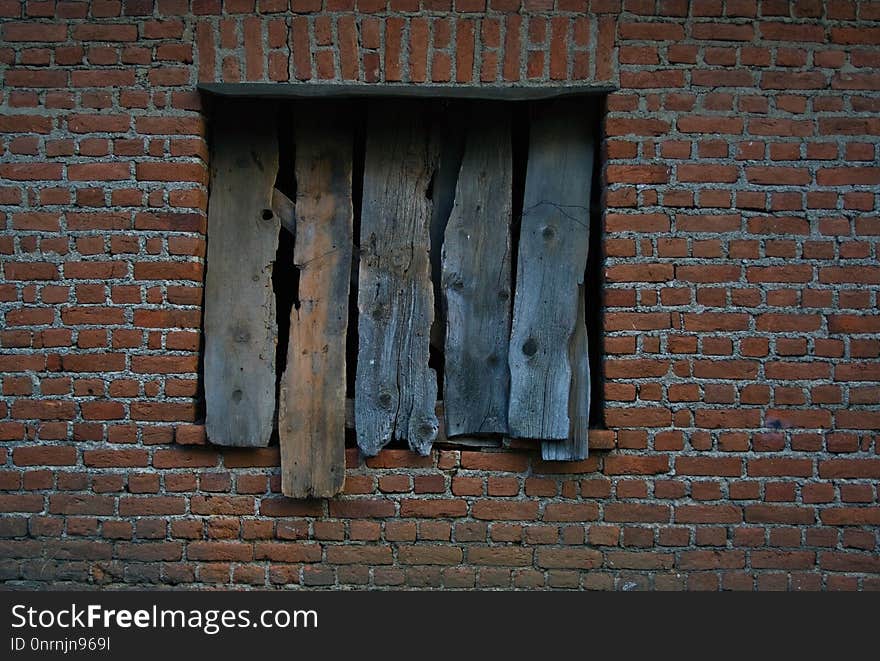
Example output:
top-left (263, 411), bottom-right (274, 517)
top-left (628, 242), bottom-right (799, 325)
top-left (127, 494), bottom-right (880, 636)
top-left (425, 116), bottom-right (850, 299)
top-left (0, 1), bottom-right (878, 590)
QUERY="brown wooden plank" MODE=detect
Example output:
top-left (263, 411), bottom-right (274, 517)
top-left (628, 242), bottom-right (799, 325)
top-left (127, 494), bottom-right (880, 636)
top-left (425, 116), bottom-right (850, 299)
top-left (442, 110), bottom-right (513, 437)
top-left (279, 105), bottom-right (353, 498)
top-left (508, 98), bottom-right (594, 441)
top-left (204, 99), bottom-right (279, 447)
top-left (355, 100), bottom-right (440, 456)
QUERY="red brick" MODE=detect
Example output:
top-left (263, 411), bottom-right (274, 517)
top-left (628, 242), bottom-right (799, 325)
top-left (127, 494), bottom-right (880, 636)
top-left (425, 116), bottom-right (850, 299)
top-left (536, 548), bottom-right (601, 569)
top-left (48, 494), bottom-right (114, 515)
top-left (398, 545), bottom-right (463, 565)
top-left (119, 496), bottom-right (185, 516)
top-left (135, 162), bottom-right (206, 183)
top-left (3, 22), bottom-right (67, 41)
top-left (821, 551), bottom-right (880, 574)
top-left (819, 459), bottom-right (880, 479)
top-left (471, 501), bottom-right (538, 521)
top-left (607, 551), bottom-right (674, 570)
top-left (606, 164), bottom-right (670, 184)
top-left (748, 458), bottom-right (813, 477)
top-left (460, 451), bottom-right (527, 472)
top-left (604, 503), bottom-right (669, 522)
top-left (678, 550), bottom-right (745, 570)
top-left (745, 505), bottom-right (815, 525)
top-left (606, 264), bottom-right (674, 282)
top-left (469, 546), bottom-right (533, 567)
top-left (73, 24), bottom-right (137, 41)
top-left (677, 214), bottom-right (741, 232)
top-left (675, 504), bottom-right (742, 523)
top-left (365, 450), bottom-right (433, 469)
top-left (676, 457), bottom-right (742, 477)
top-left (603, 455), bottom-right (669, 475)
top-left (746, 166), bottom-right (810, 185)
top-left (187, 542), bottom-right (253, 562)
top-left (326, 545), bottom-right (392, 565)
top-left (820, 508), bottom-right (880, 526)
top-left (152, 448), bottom-right (218, 469)
top-left (543, 503), bottom-right (599, 521)
top-left (400, 499), bottom-right (467, 518)
top-left (327, 499), bottom-right (393, 518)
top-left (83, 449), bottom-right (148, 468)
top-left (695, 409), bottom-right (761, 429)
top-left (677, 164), bottom-right (739, 183)
top-left (14, 445), bottom-right (76, 466)
top-left (12, 400), bottom-right (75, 420)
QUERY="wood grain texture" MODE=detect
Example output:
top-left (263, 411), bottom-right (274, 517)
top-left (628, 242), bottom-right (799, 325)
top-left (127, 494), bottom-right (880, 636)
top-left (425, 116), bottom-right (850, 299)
top-left (356, 101), bottom-right (440, 456)
top-left (279, 105), bottom-right (353, 498)
top-left (442, 110), bottom-right (513, 437)
top-left (508, 98), bottom-right (594, 441)
top-left (204, 99), bottom-right (279, 447)
top-left (344, 399), bottom-right (499, 447)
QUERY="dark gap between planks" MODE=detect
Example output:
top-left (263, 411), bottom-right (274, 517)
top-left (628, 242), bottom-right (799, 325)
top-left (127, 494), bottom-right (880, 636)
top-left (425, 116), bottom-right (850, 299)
top-left (270, 106), bottom-right (298, 446)
top-left (587, 95), bottom-right (607, 430)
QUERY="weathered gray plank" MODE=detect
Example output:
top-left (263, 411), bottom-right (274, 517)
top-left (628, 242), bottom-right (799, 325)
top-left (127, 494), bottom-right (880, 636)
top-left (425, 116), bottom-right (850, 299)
top-left (442, 111), bottom-right (513, 437)
top-left (508, 98), bottom-right (594, 441)
top-left (543, 283), bottom-right (590, 460)
top-left (279, 105), bottom-right (353, 498)
top-left (356, 101), bottom-right (439, 456)
top-left (204, 100), bottom-right (279, 447)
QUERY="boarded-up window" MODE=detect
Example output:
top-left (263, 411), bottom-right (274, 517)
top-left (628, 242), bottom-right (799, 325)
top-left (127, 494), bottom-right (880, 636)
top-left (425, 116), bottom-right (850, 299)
top-left (202, 90), bottom-right (602, 498)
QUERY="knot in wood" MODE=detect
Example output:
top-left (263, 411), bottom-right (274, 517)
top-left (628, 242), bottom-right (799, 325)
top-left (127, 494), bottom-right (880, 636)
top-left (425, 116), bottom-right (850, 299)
top-left (377, 390), bottom-right (394, 409)
top-left (414, 418), bottom-right (438, 441)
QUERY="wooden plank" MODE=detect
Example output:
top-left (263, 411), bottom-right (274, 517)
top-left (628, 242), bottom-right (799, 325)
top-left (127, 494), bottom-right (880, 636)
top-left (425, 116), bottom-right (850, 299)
top-left (204, 99), bottom-right (279, 447)
top-left (355, 101), bottom-right (440, 456)
top-left (442, 110), bottom-right (513, 437)
top-left (508, 98), bottom-right (594, 441)
top-left (543, 283), bottom-right (590, 460)
top-left (279, 105), bottom-right (353, 498)
top-left (272, 187), bottom-right (296, 237)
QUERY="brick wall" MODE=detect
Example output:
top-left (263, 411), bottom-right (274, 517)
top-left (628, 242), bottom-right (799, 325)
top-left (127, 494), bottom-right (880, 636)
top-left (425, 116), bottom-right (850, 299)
top-left (1, 1), bottom-right (878, 590)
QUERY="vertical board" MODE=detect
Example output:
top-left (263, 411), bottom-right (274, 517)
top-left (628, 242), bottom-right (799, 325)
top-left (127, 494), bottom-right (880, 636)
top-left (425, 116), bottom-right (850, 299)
top-left (543, 283), bottom-right (590, 460)
top-left (356, 101), bottom-right (440, 456)
top-left (508, 98), bottom-right (594, 441)
top-left (204, 100), bottom-right (279, 447)
top-left (272, 187), bottom-right (296, 237)
top-left (442, 110), bottom-right (513, 437)
top-left (279, 105), bottom-right (353, 498)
